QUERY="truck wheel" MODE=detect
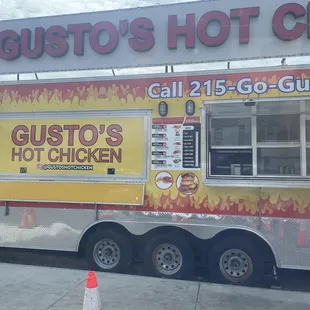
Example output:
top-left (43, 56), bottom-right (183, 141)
top-left (85, 229), bottom-right (132, 273)
top-left (144, 234), bottom-right (194, 279)
top-left (208, 236), bottom-right (264, 286)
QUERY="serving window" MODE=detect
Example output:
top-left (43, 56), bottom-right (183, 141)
top-left (205, 100), bottom-right (310, 188)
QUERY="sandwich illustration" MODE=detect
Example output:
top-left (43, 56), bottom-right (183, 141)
top-left (156, 176), bottom-right (173, 184)
top-left (178, 172), bottom-right (198, 195)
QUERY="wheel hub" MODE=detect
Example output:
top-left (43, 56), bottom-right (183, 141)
top-left (164, 253), bottom-right (173, 263)
top-left (153, 243), bottom-right (183, 276)
top-left (229, 257), bottom-right (242, 270)
top-left (219, 249), bottom-right (252, 282)
top-left (103, 247), bottom-right (113, 257)
top-left (93, 239), bottom-right (120, 269)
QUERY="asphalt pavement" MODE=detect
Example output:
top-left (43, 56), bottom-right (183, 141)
top-left (0, 262), bottom-right (310, 310)
top-left (0, 248), bottom-right (309, 292)
top-left (0, 248), bottom-right (310, 309)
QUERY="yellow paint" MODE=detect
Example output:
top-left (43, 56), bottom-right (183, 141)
top-left (0, 117), bottom-right (145, 176)
top-left (0, 70), bottom-right (309, 212)
top-left (0, 182), bottom-right (144, 205)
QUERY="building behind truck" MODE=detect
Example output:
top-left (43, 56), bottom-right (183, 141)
top-left (0, 0), bottom-right (310, 286)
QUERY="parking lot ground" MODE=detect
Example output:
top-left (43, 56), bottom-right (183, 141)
top-left (1, 262), bottom-right (310, 310)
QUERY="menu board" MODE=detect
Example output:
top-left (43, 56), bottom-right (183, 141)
top-left (151, 117), bottom-right (201, 170)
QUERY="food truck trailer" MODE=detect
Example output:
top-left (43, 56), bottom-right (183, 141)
top-left (0, 0), bottom-right (309, 286)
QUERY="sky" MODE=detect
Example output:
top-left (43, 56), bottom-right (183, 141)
top-left (0, 0), bottom-right (308, 81)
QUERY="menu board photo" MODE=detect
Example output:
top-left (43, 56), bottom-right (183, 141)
top-left (151, 117), bottom-right (201, 171)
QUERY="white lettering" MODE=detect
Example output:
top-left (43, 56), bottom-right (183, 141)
top-left (278, 75), bottom-right (294, 93)
top-left (296, 78), bottom-right (310, 92)
top-left (148, 82), bottom-right (160, 99)
top-left (236, 78), bottom-right (252, 95)
top-left (178, 81), bottom-right (183, 98)
top-left (172, 81), bottom-right (177, 98)
top-left (253, 81), bottom-right (268, 94)
top-left (161, 86), bottom-right (171, 98)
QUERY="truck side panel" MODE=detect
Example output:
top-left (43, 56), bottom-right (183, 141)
top-left (0, 67), bottom-right (309, 271)
top-left (0, 203), bottom-right (95, 251)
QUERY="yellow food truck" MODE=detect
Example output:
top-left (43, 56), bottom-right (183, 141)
top-left (0, 0), bottom-right (309, 286)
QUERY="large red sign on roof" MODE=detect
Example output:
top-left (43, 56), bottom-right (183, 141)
top-left (0, 0), bottom-right (309, 74)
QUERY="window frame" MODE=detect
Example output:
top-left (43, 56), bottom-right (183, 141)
top-left (210, 116), bottom-right (252, 148)
top-left (209, 114), bottom-right (253, 177)
top-left (203, 98), bottom-right (310, 188)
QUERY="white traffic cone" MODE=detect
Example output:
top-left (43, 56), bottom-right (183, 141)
top-left (83, 271), bottom-right (102, 310)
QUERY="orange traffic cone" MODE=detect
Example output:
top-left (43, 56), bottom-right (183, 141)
top-left (279, 227), bottom-right (284, 240)
top-left (19, 208), bottom-right (37, 229)
top-left (264, 221), bottom-right (271, 233)
top-left (83, 271), bottom-right (102, 310)
top-left (180, 217), bottom-right (189, 223)
top-left (297, 222), bottom-right (307, 247)
top-left (27, 208), bottom-right (36, 227)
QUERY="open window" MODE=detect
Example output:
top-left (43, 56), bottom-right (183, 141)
top-left (204, 100), bottom-right (310, 188)
top-left (210, 117), bottom-right (252, 176)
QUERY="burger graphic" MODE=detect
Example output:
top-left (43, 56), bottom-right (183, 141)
top-left (176, 172), bottom-right (199, 195)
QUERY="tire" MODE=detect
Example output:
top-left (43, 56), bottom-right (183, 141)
top-left (85, 229), bottom-right (132, 273)
top-left (208, 236), bottom-right (264, 286)
top-left (144, 233), bottom-right (194, 279)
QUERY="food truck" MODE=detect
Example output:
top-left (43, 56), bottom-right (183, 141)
top-left (0, 0), bottom-right (310, 286)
